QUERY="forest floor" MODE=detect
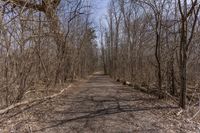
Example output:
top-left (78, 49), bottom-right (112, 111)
top-left (0, 72), bottom-right (200, 133)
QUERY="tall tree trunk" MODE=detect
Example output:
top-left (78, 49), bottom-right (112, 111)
top-left (179, 0), bottom-right (187, 109)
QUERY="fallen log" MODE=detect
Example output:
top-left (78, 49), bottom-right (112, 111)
top-left (123, 81), bottom-right (132, 86)
top-left (133, 84), bottom-right (148, 93)
top-left (0, 84), bottom-right (72, 115)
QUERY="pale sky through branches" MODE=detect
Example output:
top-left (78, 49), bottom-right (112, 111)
top-left (92, 0), bottom-right (109, 24)
top-left (91, 0), bottom-right (109, 47)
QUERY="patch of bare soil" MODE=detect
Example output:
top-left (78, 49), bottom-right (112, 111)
top-left (0, 73), bottom-right (200, 133)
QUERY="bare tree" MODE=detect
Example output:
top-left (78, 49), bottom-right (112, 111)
top-left (178, 0), bottom-right (200, 108)
top-left (0, 0), bottom-right (98, 107)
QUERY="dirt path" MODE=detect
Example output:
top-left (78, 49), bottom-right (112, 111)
top-left (1, 73), bottom-right (199, 133)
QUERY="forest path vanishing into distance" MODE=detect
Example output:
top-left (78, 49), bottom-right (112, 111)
top-left (1, 0), bottom-right (200, 132)
top-left (0, 72), bottom-right (199, 133)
